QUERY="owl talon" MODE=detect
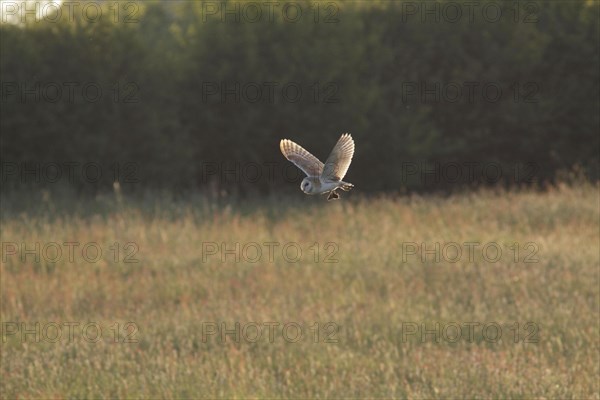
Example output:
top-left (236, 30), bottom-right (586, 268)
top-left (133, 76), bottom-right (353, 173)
top-left (327, 191), bottom-right (340, 201)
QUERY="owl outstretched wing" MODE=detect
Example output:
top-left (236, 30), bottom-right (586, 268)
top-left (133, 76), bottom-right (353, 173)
top-left (322, 133), bottom-right (355, 181)
top-left (280, 139), bottom-right (324, 177)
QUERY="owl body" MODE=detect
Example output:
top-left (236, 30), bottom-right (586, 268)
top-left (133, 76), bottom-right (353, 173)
top-left (281, 133), bottom-right (355, 201)
top-left (301, 177), bottom-right (353, 195)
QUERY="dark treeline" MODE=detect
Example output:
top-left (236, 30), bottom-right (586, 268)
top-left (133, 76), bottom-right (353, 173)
top-left (1, 0), bottom-right (598, 196)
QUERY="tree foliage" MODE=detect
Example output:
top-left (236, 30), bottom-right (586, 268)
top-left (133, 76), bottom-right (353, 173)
top-left (1, 0), bottom-right (598, 194)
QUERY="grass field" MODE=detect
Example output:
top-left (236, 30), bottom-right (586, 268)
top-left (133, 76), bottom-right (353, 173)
top-left (1, 182), bottom-right (598, 398)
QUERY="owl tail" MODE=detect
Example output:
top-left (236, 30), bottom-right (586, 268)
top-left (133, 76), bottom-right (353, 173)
top-left (340, 182), bottom-right (354, 192)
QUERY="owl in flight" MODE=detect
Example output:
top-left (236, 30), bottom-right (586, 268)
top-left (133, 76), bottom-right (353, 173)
top-left (280, 133), bottom-right (355, 200)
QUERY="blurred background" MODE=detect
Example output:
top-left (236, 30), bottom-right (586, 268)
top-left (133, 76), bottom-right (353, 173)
top-left (1, 1), bottom-right (599, 398)
top-left (1, 0), bottom-right (598, 198)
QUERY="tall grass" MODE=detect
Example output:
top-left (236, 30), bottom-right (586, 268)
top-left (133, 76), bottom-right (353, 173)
top-left (1, 182), bottom-right (598, 398)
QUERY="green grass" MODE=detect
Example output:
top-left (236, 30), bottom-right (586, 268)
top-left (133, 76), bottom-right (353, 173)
top-left (1, 183), bottom-right (599, 398)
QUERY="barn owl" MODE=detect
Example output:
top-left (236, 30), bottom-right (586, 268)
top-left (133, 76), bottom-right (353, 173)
top-left (280, 133), bottom-right (355, 200)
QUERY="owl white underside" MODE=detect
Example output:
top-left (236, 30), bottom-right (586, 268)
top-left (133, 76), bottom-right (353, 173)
top-left (306, 177), bottom-right (348, 194)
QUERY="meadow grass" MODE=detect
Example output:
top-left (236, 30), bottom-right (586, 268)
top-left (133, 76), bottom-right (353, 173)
top-left (1, 182), bottom-right (598, 398)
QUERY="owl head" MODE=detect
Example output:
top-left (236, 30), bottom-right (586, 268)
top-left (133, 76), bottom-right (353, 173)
top-left (300, 178), bottom-right (313, 194)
